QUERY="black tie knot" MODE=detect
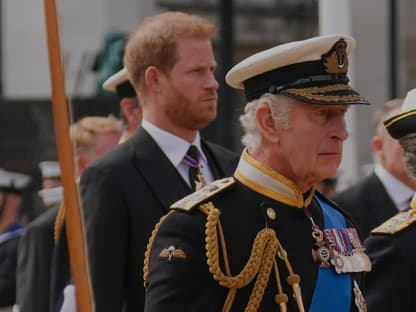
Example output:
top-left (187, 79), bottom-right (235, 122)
top-left (184, 145), bottom-right (199, 168)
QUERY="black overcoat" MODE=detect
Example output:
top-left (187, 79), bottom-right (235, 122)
top-left (331, 173), bottom-right (397, 239)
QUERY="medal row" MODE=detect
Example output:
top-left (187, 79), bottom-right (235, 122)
top-left (313, 228), bottom-right (371, 273)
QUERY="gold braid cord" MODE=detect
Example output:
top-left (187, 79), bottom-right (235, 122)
top-left (143, 210), bottom-right (175, 284)
top-left (202, 202), bottom-right (305, 312)
top-left (143, 202), bottom-right (305, 312)
top-left (53, 202), bottom-right (65, 244)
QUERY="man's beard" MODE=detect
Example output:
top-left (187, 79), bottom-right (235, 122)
top-left (165, 86), bottom-right (217, 130)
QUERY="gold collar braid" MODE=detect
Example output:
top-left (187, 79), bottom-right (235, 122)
top-left (234, 150), bottom-right (314, 208)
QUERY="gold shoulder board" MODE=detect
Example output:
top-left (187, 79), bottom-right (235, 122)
top-left (371, 210), bottom-right (416, 235)
top-left (170, 177), bottom-right (235, 212)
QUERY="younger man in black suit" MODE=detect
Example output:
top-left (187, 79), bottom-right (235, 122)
top-left (80, 11), bottom-right (239, 311)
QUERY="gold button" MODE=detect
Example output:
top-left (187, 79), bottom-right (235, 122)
top-left (266, 207), bottom-right (276, 220)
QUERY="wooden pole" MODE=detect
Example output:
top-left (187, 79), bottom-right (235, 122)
top-left (43, 0), bottom-right (94, 310)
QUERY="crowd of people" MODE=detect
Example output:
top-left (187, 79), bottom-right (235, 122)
top-left (1, 9), bottom-right (416, 312)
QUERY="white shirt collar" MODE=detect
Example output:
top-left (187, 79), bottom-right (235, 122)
top-left (141, 119), bottom-right (207, 167)
top-left (374, 163), bottom-right (415, 211)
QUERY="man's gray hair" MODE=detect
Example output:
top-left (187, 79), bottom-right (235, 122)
top-left (399, 133), bottom-right (416, 181)
top-left (239, 93), bottom-right (292, 151)
top-left (373, 98), bottom-right (403, 135)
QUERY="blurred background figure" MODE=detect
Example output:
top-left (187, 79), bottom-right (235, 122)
top-left (69, 115), bottom-right (122, 176)
top-left (316, 177), bottom-right (338, 197)
top-left (332, 98), bottom-right (416, 239)
top-left (49, 115), bottom-right (122, 312)
top-left (103, 67), bottom-right (142, 142)
top-left (15, 115), bottom-right (122, 312)
top-left (38, 161), bottom-right (61, 190)
top-left (364, 88), bottom-right (416, 311)
top-left (0, 169), bottom-right (31, 310)
top-left (37, 161), bottom-right (63, 210)
top-left (52, 68), bottom-right (142, 311)
top-left (49, 66), bottom-right (140, 310)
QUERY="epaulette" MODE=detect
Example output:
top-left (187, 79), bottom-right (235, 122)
top-left (371, 210), bottom-right (416, 235)
top-left (170, 177), bottom-right (235, 212)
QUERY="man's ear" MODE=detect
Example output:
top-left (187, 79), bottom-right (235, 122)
top-left (120, 98), bottom-right (132, 117)
top-left (371, 135), bottom-right (382, 152)
top-left (256, 104), bottom-right (280, 143)
top-left (120, 98), bottom-right (142, 129)
top-left (75, 154), bottom-right (87, 177)
top-left (144, 66), bottom-right (162, 92)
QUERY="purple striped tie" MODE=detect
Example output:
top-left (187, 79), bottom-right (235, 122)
top-left (183, 145), bottom-right (200, 191)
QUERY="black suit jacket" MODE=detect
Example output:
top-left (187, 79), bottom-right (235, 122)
top-left (0, 230), bottom-right (22, 308)
top-left (80, 127), bottom-right (239, 311)
top-left (16, 205), bottom-right (59, 312)
top-left (331, 173), bottom-right (397, 239)
top-left (49, 221), bottom-right (70, 312)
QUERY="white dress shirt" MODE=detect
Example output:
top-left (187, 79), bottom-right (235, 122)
top-left (141, 120), bottom-right (214, 188)
top-left (374, 163), bottom-right (414, 212)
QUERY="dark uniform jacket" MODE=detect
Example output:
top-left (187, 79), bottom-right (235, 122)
top-left (16, 205), bottom-right (59, 312)
top-left (144, 151), bottom-right (368, 312)
top-left (49, 221), bottom-right (70, 312)
top-left (331, 173), bottom-right (397, 239)
top-left (80, 127), bottom-right (239, 311)
top-left (0, 224), bottom-right (24, 308)
top-left (364, 209), bottom-right (416, 311)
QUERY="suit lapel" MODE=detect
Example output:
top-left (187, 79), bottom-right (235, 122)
top-left (368, 173), bottom-right (398, 222)
top-left (202, 140), bottom-right (238, 179)
top-left (128, 128), bottom-right (190, 210)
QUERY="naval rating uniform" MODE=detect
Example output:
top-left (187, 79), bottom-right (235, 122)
top-left (144, 150), bottom-right (370, 311)
top-left (364, 196), bottom-right (416, 311)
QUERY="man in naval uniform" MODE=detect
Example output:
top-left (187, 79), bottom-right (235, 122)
top-left (0, 168), bottom-right (31, 309)
top-left (332, 98), bottom-right (416, 240)
top-left (102, 67), bottom-right (142, 143)
top-left (364, 88), bottom-right (416, 311)
top-left (16, 117), bottom-right (121, 312)
top-left (143, 34), bottom-right (371, 312)
top-left (15, 161), bottom-right (62, 312)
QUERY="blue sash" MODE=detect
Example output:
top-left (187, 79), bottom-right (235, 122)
top-left (308, 196), bottom-right (351, 312)
top-left (0, 223), bottom-right (24, 245)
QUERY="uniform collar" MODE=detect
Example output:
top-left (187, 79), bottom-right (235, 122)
top-left (234, 149), bottom-right (314, 208)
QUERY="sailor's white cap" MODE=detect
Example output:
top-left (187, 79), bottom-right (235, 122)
top-left (39, 161), bottom-right (61, 180)
top-left (0, 168), bottom-right (31, 194)
top-left (102, 67), bottom-right (136, 98)
top-left (384, 88), bottom-right (416, 139)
